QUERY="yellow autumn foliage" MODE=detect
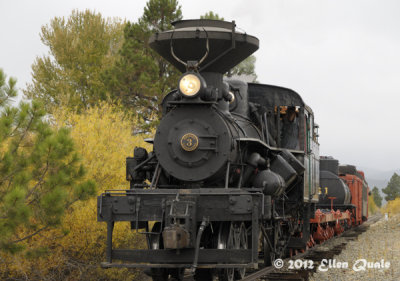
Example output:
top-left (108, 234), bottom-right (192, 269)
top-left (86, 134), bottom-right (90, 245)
top-left (368, 195), bottom-right (379, 215)
top-left (52, 102), bottom-right (152, 188)
top-left (382, 197), bottom-right (400, 214)
top-left (1, 102), bottom-right (152, 280)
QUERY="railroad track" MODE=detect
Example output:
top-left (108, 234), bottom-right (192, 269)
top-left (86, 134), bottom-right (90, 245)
top-left (175, 216), bottom-right (381, 281)
top-left (241, 215), bottom-right (381, 281)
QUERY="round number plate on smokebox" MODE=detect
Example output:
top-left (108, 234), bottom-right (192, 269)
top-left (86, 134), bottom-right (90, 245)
top-left (180, 133), bottom-right (199, 151)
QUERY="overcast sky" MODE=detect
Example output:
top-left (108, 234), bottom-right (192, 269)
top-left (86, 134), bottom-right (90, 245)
top-left (1, 0), bottom-right (399, 172)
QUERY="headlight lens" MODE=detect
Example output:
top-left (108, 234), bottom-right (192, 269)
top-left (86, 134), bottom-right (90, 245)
top-left (228, 91), bottom-right (235, 103)
top-left (179, 74), bottom-right (201, 97)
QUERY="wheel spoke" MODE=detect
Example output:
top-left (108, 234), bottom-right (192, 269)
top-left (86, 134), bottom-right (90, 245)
top-left (235, 222), bottom-right (247, 279)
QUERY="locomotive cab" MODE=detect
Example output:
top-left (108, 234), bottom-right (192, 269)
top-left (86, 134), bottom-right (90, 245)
top-left (247, 83), bottom-right (320, 203)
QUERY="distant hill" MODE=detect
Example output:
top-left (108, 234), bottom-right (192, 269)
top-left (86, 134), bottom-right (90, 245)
top-left (360, 167), bottom-right (400, 183)
top-left (366, 178), bottom-right (388, 189)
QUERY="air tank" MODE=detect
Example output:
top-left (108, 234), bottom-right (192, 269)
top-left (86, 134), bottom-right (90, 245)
top-left (319, 157), bottom-right (351, 205)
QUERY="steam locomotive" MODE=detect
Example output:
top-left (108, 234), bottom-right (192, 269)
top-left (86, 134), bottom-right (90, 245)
top-left (97, 19), bottom-right (369, 280)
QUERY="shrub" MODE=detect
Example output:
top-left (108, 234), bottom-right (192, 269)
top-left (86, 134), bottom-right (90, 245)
top-left (382, 197), bottom-right (400, 215)
top-left (1, 102), bottom-right (152, 280)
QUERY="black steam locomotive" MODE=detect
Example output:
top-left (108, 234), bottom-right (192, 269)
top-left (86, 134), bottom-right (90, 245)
top-left (97, 19), bottom-right (321, 280)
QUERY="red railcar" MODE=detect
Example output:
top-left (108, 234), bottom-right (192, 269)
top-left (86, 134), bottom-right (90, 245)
top-left (340, 169), bottom-right (370, 225)
top-left (309, 157), bottom-right (370, 244)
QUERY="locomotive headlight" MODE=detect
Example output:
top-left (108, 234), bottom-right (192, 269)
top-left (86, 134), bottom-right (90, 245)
top-left (228, 91), bottom-right (235, 103)
top-left (179, 73), bottom-right (203, 98)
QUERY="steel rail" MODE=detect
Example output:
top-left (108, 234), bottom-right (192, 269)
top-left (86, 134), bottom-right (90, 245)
top-left (241, 215), bottom-right (381, 281)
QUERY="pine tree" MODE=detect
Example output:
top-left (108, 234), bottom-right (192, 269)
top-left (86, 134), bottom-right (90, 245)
top-left (104, 0), bottom-right (183, 129)
top-left (371, 186), bottom-right (382, 207)
top-left (200, 11), bottom-right (224, 20)
top-left (0, 69), bottom-right (17, 106)
top-left (24, 10), bottom-right (123, 112)
top-left (0, 69), bottom-right (95, 253)
top-left (382, 172), bottom-right (400, 201)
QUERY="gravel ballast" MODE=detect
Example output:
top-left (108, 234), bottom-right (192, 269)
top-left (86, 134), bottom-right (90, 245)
top-left (310, 214), bottom-right (400, 281)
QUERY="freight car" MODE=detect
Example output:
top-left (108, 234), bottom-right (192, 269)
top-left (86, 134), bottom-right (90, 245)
top-left (97, 19), bottom-right (368, 281)
top-left (316, 156), bottom-right (370, 235)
